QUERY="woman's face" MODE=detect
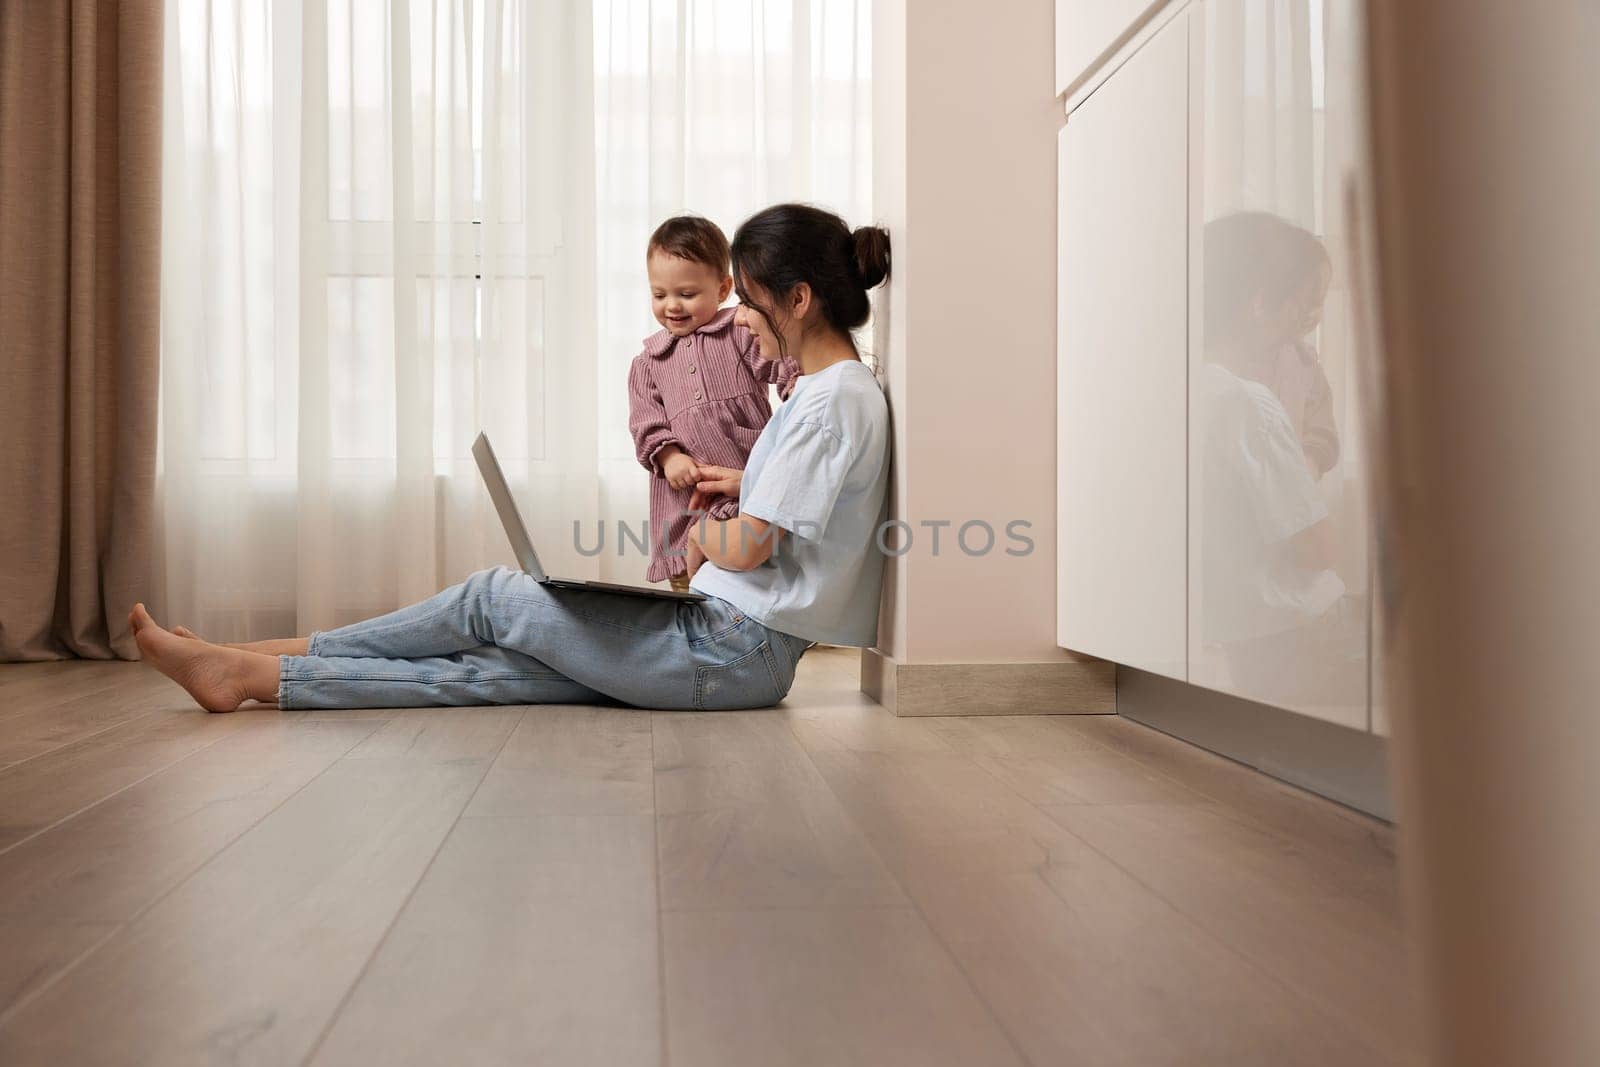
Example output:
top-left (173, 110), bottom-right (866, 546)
top-left (732, 276), bottom-right (791, 359)
top-left (1265, 263), bottom-right (1332, 344)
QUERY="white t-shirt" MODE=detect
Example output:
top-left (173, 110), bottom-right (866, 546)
top-left (690, 359), bottom-right (890, 646)
top-left (1197, 362), bottom-right (1346, 644)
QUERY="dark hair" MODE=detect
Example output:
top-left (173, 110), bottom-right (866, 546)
top-left (1202, 211), bottom-right (1331, 349)
top-left (647, 215), bottom-right (731, 276)
top-left (730, 203), bottom-right (891, 353)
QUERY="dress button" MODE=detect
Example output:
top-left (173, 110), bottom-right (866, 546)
top-left (684, 338), bottom-right (693, 348)
top-left (694, 392), bottom-right (703, 401)
top-left (688, 365), bottom-right (697, 374)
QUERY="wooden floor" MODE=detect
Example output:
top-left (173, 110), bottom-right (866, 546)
top-left (0, 648), bottom-right (1418, 1066)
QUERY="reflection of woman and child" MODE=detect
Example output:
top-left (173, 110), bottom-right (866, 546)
top-left (1198, 210), bottom-right (1364, 710)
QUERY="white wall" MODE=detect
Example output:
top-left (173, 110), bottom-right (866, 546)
top-left (873, 0), bottom-right (1069, 664)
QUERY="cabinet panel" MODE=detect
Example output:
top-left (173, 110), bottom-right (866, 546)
top-left (1057, 0), bottom-right (1163, 96)
top-left (1057, 14), bottom-right (1189, 679)
top-left (1187, 0), bottom-right (1372, 729)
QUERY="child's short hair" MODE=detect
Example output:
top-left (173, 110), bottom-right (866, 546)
top-left (647, 215), bottom-right (731, 276)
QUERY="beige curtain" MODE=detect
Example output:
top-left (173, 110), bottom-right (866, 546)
top-left (0, 2), bottom-right (163, 660)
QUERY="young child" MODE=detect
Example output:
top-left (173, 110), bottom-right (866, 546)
top-left (628, 215), bottom-right (798, 592)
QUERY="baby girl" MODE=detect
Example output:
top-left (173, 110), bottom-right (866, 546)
top-left (627, 215), bottom-right (797, 591)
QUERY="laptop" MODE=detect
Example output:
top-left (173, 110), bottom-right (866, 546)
top-left (472, 432), bottom-right (706, 602)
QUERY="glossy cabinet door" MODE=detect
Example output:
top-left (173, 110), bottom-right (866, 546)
top-left (1186, 0), bottom-right (1373, 728)
top-left (1057, 12), bottom-right (1189, 680)
top-left (1056, 0), bottom-right (1162, 96)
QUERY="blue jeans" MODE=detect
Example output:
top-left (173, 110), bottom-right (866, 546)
top-left (276, 566), bottom-right (811, 711)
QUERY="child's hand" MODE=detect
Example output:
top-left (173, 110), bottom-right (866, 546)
top-left (663, 449), bottom-right (701, 491)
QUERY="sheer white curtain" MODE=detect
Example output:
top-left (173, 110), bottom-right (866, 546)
top-left (1199, 0), bottom-right (1361, 408)
top-left (157, 0), bottom-right (870, 636)
top-left (593, 0), bottom-right (872, 579)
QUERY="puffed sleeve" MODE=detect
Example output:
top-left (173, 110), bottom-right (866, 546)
top-left (627, 356), bottom-right (680, 473)
top-left (735, 322), bottom-right (800, 400)
top-left (706, 494), bottom-right (742, 521)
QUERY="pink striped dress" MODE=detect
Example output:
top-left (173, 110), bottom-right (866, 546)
top-left (627, 306), bottom-right (799, 582)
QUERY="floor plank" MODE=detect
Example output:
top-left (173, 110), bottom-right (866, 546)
top-left (0, 920), bottom-right (117, 1021)
top-left (1053, 713), bottom-right (1401, 893)
top-left (662, 907), bottom-right (1026, 1067)
top-left (0, 729), bottom-right (502, 1064)
top-left (465, 705), bottom-right (654, 817)
top-left (311, 814), bottom-right (661, 1067)
top-left (923, 713), bottom-right (1208, 806)
top-left (0, 665), bottom-right (172, 767)
top-left (0, 704), bottom-right (268, 852)
top-left (0, 653), bottom-right (1418, 1064)
top-left (781, 672), bottom-right (959, 756)
top-left (341, 706), bottom-right (524, 763)
top-left (806, 743), bottom-right (1401, 1066)
top-left (915, 848), bottom-right (1398, 1066)
top-left (653, 710), bottom-right (906, 912)
top-left (0, 718), bottom-right (382, 1016)
top-left (310, 705), bottom-right (663, 1064)
top-left (1044, 801), bottom-right (1419, 1060)
top-left (0, 662), bottom-right (135, 720)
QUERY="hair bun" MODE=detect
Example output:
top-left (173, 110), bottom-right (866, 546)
top-left (850, 225), bottom-right (891, 289)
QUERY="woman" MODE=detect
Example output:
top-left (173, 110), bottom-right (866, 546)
top-left (132, 204), bottom-right (892, 713)
top-left (1195, 211), bottom-right (1361, 710)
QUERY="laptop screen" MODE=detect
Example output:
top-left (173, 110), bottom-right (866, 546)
top-left (471, 432), bottom-right (548, 582)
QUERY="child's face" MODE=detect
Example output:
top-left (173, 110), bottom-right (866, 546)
top-left (648, 252), bottom-right (732, 336)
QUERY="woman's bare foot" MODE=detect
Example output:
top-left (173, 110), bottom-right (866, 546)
top-left (130, 604), bottom-right (258, 713)
top-left (173, 625), bottom-right (202, 641)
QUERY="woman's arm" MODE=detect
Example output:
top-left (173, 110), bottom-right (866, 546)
top-left (685, 466), bottom-right (784, 573)
top-left (689, 512), bottom-right (784, 573)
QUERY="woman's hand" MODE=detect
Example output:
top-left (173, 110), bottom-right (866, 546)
top-left (694, 465), bottom-right (743, 499)
top-left (685, 533), bottom-right (708, 578)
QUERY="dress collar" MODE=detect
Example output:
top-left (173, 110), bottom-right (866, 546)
top-left (643, 305), bottom-right (737, 358)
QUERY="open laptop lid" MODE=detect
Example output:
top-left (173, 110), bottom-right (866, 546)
top-left (471, 432), bottom-right (548, 582)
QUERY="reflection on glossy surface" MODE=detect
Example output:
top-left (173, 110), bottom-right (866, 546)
top-left (1190, 0), bottom-right (1371, 728)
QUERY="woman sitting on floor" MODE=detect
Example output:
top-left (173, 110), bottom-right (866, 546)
top-left (133, 204), bottom-right (892, 713)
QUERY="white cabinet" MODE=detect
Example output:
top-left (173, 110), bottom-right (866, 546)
top-left (1186, 0), bottom-right (1372, 729)
top-left (1056, 0), bottom-right (1381, 731)
top-left (1057, 12), bottom-right (1189, 680)
top-left (1056, 0), bottom-right (1162, 97)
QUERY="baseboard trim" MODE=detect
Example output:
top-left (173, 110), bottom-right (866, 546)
top-left (860, 648), bottom-right (1115, 717)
